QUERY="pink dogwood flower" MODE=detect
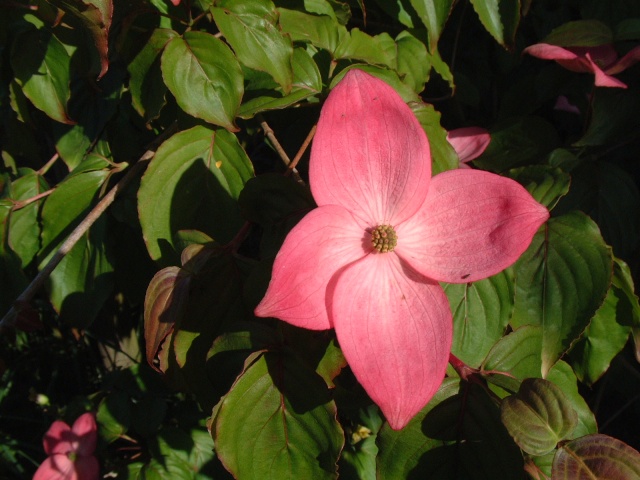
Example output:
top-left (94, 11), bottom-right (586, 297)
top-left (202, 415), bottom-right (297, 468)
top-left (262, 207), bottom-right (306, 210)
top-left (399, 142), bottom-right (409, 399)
top-left (255, 70), bottom-right (548, 429)
top-left (523, 43), bottom-right (640, 88)
top-left (446, 127), bottom-right (491, 167)
top-left (34, 412), bottom-right (99, 480)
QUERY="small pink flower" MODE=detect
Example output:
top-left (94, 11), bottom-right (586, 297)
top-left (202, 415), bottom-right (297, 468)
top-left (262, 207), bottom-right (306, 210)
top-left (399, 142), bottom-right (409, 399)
top-left (446, 127), bottom-right (491, 167)
top-left (34, 412), bottom-right (99, 480)
top-left (255, 70), bottom-right (548, 429)
top-left (524, 43), bottom-right (640, 88)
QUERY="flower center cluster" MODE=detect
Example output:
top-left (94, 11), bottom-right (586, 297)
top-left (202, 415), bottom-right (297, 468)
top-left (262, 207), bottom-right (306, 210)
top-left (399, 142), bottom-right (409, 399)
top-left (370, 224), bottom-right (397, 253)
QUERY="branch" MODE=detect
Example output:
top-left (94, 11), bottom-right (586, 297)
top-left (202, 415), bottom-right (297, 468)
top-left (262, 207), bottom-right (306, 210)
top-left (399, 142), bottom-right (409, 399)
top-left (0, 125), bottom-right (177, 331)
top-left (287, 124), bottom-right (316, 177)
top-left (257, 115), bottom-right (305, 185)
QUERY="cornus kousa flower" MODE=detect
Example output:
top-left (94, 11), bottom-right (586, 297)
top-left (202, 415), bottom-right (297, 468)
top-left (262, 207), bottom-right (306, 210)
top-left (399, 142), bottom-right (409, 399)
top-left (523, 43), bottom-right (640, 88)
top-left (255, 70), bottom-right (549, 430)
top-left (34, 412), bottom-right (99, 480)
top-left (446, 127), bottom-right (491, 167)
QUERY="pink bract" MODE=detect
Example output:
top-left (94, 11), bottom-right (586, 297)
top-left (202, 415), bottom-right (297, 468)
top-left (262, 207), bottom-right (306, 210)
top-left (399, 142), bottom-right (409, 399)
top-left (34, 412), bottom-right (99, 480)
top-left (255, 69), bottom-right (549, 430)
top-left (446, 127), bottom-right (491, 166)
top-left (524, 43), bottom-right (640, 88)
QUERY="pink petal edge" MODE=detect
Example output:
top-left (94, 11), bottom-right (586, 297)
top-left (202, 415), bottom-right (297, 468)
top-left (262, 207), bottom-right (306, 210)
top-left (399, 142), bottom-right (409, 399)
top-left (396, 169), bottom-right (549, 283)
top-left (606, 45), bottom-right (640, 75)
top-left (254, 205), bottom-right (367, 330)
top-left (71, 413), bottom-right (97, 456)
top-left (43, 420), bottom-right (73, 456)
top-left (33, 455), bottom-right (76, 480)
top-left (309, 69), bottom-right (431, 226)
top-left (446, 127), bottom-right (491, 164)
top-left (331, 253), bottom-right (452, 430)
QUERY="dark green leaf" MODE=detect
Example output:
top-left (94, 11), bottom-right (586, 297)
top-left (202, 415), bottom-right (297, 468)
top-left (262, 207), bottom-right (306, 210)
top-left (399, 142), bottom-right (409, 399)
top-left (97, 390), bottom-right (131, 443)
top-left (506, 165), bottom-right (570, 211)
top-left (552, 434), bottom-right (640, 480)
top-left (553, 161), bottom-right (640, 258)
top-left (211, 353), bottom-right (344, 479)
top-left (11, 29), bottom-right (73, 124)
top-left (615, 18), bottom-right (640, 41)
top-left (543, 20), bottom-right (614, 46)
top-left (138, 126), bottom-right (253, 265)
top-left (212, 0), bottom-right (294, 93)
top-left (377, 380), bottom-right (523, 479)
top-left (501, 378), bottom-right (578, 455)
top-left (161, 32), bottom-right (243, 131)
top-left (444, 269), bottom-right (514, 368)
top-left (473, 117), bottom-right (559, 172)
top-left (128, 28), bottom-right (177, 123)
top-left (512, 212), bottom-right (613, 376)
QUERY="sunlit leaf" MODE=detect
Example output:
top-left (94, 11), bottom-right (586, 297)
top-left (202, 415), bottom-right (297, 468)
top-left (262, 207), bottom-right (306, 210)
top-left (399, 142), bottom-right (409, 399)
top-left (211, 353), bottom-right (344, 479)
top-left (501, 378), bottom-right (578, 456)
top-left (161, 32), bottom-right (243, 131)
top-left (444, 269), bottom-right (514, 368)
top-left (512, 212), bottom-right (612, 376)
top-left (408, 0), bottom-right (454, 52)
top-left (469, 0), bottom-right (520, 48)
top-left (212, 0), bottom-right (294, 93)
top-left (11, 29), bottom-right (73, 124)
top-left (138, 126), bottom-right (253, 265)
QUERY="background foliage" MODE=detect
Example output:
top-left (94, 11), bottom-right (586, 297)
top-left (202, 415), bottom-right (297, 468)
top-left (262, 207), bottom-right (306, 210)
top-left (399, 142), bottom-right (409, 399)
top-left (2, 0), bottom-right (640, 478)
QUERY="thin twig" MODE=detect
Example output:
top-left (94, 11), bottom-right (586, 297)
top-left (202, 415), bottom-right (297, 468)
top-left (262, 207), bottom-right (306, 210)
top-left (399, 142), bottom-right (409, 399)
top-left (11, 188), bottom-right (55, 211)
top-left (287, 124), bottom-right (316, 177)
top-left (257, 115), bottom-right (304, 185)
top-left (37, 153), bottom-right (59, 176)
top-left (0, 125), bottom-right (177, 331)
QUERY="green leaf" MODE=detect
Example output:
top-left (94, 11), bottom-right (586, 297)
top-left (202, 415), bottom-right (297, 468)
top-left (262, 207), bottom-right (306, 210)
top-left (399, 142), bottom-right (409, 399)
top-left (334, 29), bottom-right (397, 69)
top-left (7, 169), bottom-right (49, 267)
top-left (11, 29), bottom-right (73, 124)
top-left (501, 378), bottom-right (578, 456)
top-left (377, 380), bottom-right (523, 479)
top-left (410, 102), bottom-right (458, 174)
top-left (483, 325), bottom-right (543, 381)
top-left (38, 160), bottom-right (114, 328)
top-left (238, 47), bottom-right (322, 119)
top-left (473, 116), bottom-right (559, 172)
top-left (128, 28), bottom-right (177, 123)
top-left (138, 126), bottom-right (253, 265)
top-left (408, 0), bottom-right (454, 52)
top-left (161, 32), bottom-right (243, 131)
top-left (98, 390), bottom-right (131, 443)
top-left (211, 353), bottom-right (344, 479)
top-left (512, 212), bottom-right (613, 376)
top-left (443, 269), bottom-right (514, 368)
top-left (0, 201), bottom-right (28, 316)
top-left (212, 0), bottom-right (294, 93)
top-left (278, 8), bottom-right (347, 53)
top-left (568, 258), bottom-right (633, 385)
top-left (543, 19), bottom-right (614, 46)
top-left (545, 361), bottom-right (597, 439)
top-left (396, 31), bottom-right (431, 93)
top-left (552, 434), bottom-right (640, 480)
top-left (506, 165), bottom-right (570, 211)
top-left (469, 0), bottom-right (520, 48)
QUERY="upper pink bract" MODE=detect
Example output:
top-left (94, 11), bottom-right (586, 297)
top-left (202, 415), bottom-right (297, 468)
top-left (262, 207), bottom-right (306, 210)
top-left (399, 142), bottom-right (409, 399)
top-left (446, 127), bottom-right (491, 167)
top-left (34, 412), bottom-right (99, 480)
top-left (523, 43), bottom-right (640, 88)
top-left (254, 69), bottom-right (549, 430)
